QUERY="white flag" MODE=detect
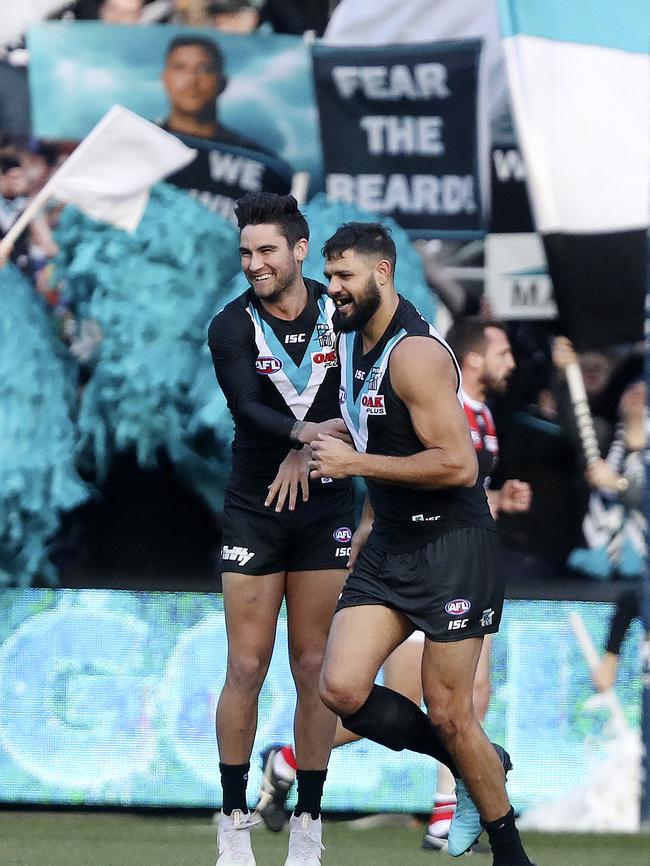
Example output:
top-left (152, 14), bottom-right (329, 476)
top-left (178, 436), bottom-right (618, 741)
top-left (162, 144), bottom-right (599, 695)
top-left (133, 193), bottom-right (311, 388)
top-left (49, 105), bottom-right (197, 232)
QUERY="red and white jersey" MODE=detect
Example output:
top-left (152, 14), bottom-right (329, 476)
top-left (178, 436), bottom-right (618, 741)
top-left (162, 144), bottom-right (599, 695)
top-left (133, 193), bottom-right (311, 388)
top-left (461, 389), bottom-right (499, 486)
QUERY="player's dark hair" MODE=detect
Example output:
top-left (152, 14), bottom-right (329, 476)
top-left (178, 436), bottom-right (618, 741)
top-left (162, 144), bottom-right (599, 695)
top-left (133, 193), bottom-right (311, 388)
top-left (165, 35), bottom-right (226, 79)
top-left (445, 317), bottom-right (507, 365)
top-left (322, 222), bottom-right (396, 271)
top-left (235, 193), bottom-right (309, 246)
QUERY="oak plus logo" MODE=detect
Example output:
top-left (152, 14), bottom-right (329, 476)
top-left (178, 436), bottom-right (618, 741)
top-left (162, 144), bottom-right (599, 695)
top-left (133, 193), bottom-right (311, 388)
top-left (311, 349), bottom-right (338, 368)
top-left (361, 394), bottom-right (385, 415)
top-left (256, 356), bottom-right (282, 375)
top-left (221, 545), bottom-right (256, 566)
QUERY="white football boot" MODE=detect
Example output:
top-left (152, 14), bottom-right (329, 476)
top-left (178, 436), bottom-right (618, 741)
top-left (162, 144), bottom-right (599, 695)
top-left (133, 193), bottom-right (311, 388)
top-left (284, 813), bottom-right (325, 865)
top-left (216, 809), bottom-right (259, 866)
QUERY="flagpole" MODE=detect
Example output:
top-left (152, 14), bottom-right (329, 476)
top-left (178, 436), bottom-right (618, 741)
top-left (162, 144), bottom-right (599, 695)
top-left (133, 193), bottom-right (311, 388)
top-left (564, 361), bottom-right (600, 465)
top-left (0, 183), bottom-right (56, 261)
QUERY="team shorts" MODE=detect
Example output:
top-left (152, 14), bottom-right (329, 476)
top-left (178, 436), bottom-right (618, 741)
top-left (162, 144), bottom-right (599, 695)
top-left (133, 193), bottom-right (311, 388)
top-left (220, 484), bottom-right (356, 575)
top-left (337, 526), bottom-right (504, 642)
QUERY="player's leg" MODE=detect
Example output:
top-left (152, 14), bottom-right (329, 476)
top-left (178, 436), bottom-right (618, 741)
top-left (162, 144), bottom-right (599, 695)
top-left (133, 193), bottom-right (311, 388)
top-left (215, 570), bottom-right (285, 866)
top-left (421, 638), bottom-right (531, 864)
top-left (329, 629), bottom-right (426, 748)
top-left (286, 568), bottom-right (347, 786)
top-left (277, 567), bottom-right (347, 865)
top-left (423, 634), bottom-right (492, 850)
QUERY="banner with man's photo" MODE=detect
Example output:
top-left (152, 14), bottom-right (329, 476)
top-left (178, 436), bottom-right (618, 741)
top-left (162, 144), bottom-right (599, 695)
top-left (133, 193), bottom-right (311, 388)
top-left (27, 22), bottom-right (317, 213)
top-left (312, 40), bottom-right (483, 237)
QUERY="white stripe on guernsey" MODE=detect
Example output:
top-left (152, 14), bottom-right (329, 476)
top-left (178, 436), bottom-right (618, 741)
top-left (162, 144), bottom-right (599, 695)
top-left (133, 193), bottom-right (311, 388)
top-left (337, 333), bottom-right (363, 450)
top-left (339, 323), bottom-right (463, 453)
top-left (503, 35), bottom-right (650, 233)
top-left (245, 308), bottom-right (331, 421)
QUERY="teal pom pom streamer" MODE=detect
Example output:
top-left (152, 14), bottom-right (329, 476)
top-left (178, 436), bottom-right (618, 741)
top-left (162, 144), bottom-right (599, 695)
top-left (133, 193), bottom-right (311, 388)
top-left (0, 265), bottom-right (89, 586)
top-left (54, 183), bottom-right (241, 490)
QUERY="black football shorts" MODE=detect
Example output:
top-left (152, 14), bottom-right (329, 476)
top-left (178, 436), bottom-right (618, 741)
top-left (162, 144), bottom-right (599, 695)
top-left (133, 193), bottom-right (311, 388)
top-left (336, 526), bottom-right (504, 641)
top-left (220, 484), bottom-right (356, 575)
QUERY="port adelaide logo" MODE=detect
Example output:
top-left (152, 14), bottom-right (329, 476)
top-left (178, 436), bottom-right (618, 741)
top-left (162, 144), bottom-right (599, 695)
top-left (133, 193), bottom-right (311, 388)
top-left (256, 356), bottom-right (282, 374)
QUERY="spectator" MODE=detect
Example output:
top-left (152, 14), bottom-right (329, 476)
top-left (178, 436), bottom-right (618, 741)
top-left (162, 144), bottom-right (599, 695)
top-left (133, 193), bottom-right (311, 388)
top-left (592, 585), bottom-right (641, 692)
top-left (0, 153), bottom-right (29, 269)
top-left (206, 0), bottom-right (265, 33)
top-left (98, 0), bottom-right (144, 23)
top-left (261, 0), bottom-right (334, 35)
top-left (569, 377), bottom-right (646, 581)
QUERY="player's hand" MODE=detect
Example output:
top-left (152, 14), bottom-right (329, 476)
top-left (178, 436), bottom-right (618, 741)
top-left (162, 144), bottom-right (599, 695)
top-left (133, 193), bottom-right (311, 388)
top-left (309, 433), bottom-right (358, 480)
top-left (265, 447), bottom-right (310, 512)
top-left (497, 479), bottom-right (532, 514)
top-left (347, 522), bottom-right (372, 569)
top-left (294, 418), bottom-right (352, 445)
top-left (585, 458), bottom-right (621, 492)
top-left (552, 336), bottom-right (578, 372)
top-left (592, 652), bottom-right (618, 692)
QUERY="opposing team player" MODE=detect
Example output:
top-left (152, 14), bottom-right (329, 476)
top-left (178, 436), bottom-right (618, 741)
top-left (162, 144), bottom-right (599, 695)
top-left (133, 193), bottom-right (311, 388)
top-left (309, 222), bottom-right (535, 866)
top-left (207, 193), bottom-right (354, 866)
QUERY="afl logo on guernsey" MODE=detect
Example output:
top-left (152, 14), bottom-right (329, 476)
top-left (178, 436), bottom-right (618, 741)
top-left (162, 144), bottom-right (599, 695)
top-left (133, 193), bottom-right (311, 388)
top-left (256, 356), bottom-right (282, 374)
top-left (333, 527), bottom-right (352, 543)
top-left (445, 599), bottom-right (471, 616)
top-left (339, 386), bottom-right (347, 404)
top-left (361, 394), bottom-right (386, 415)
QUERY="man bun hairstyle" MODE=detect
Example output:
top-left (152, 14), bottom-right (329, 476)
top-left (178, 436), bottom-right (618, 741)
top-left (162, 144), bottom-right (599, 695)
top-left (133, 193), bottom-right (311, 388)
top-left (235, 193), bottom-right (309, 247)
top-left (322, 221), bottom-right (396, 271)
top-left (445, 316), bottom-right (507, 366)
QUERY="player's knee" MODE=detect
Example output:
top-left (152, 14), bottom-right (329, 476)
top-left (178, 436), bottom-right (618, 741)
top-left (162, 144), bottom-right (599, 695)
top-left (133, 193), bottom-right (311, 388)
top-left (226, 652), bottom-right (268, 693)
top-left (291, 647), bottom-right (326, 691)
top-left (472, 680), bottom-right (491, 721)
top-left (425, 691), bottom-right (473, 740)
top-left (319, 669), bottom-right (365, 717)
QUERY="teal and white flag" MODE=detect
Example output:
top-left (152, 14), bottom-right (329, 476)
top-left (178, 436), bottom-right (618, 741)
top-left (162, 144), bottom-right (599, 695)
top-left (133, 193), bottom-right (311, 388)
top-left (499, 0), bottom-right (649, 347)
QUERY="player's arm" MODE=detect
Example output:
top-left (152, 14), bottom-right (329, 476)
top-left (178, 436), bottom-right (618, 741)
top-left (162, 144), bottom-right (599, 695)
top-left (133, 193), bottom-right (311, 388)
top-left (310, 337), bottom-right (478, 489)
top-left (209, 310), bottom-right (295, 441)
top-left (348, 496), bottom-right (374, 568)
top-left (208, 311), bottom-right (349, 446)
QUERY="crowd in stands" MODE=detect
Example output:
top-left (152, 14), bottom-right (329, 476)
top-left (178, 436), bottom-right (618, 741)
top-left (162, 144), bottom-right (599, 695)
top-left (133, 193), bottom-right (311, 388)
top-left (0, 0), bottom-right (645, 595)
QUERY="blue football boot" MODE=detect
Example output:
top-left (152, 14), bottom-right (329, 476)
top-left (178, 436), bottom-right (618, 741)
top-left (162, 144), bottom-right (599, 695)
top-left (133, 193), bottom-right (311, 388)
top-left (447, 744), bottom-right (512, 857)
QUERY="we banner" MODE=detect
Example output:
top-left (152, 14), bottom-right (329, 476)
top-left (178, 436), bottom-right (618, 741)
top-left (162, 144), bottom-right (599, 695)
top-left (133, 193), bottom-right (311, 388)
top-left (312, 40), bottom-right (482, 236)
top-left (166, 134), bottom-right (292, 221)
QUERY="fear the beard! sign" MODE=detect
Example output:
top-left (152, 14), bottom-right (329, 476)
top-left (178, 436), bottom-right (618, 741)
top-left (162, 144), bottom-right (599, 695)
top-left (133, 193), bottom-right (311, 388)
top-left (312, 40), bottom-right (482, 236)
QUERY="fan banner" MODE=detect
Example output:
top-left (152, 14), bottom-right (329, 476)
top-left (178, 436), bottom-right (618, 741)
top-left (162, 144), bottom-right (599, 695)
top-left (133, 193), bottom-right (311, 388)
top-left (312, 40), bottom-right (482, 236)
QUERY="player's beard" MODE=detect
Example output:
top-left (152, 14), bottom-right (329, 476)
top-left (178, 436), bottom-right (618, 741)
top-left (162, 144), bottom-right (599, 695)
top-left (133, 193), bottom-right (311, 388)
top-left (335, 274), bottom-right (382, 333)
top-left (251, 259), bottom-right (298, 304)
top-left (480, 367), bottom-right (510, 396)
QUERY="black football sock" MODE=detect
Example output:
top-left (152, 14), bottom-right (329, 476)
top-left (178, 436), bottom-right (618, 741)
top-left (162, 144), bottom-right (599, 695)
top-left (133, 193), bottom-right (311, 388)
top-left (220, 761), bottom-right (250, 815)
top-left (340, 684), bottom-right (460, 777)
top-left (294, 769), bottom-right (327, 819)
top-left (482, 808), bottom-right (534, 865)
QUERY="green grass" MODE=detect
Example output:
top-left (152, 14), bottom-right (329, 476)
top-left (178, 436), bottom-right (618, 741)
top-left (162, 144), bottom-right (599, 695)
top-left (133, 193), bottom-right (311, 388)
top-left (0, 812), bottom-right (648, 866)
